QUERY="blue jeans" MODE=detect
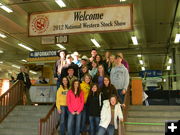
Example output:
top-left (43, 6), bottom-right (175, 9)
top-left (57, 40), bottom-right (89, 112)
top-left (97, 125), bottom-right (115, 135)
top-left (117, 89), bottom-right (125, 103)
top-left (89, 116), bottom-right (100, 135)
top-left (81, 104), bottom-right (89, 132)
top-left (56, 74), bottom-right (61, 89)
top-left (67, 111), bottom-right (82, 135)
top-left (59, 106), bottom-right (68, 135)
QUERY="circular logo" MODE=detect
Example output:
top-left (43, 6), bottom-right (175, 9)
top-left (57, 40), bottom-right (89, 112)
top-left (32, 15), bottom-right (49, 34)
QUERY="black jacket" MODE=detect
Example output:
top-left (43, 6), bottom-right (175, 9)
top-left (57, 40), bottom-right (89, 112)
top-left (68, 63), bottom-right (79, 77)
top-left (101, 84), bottom-right (118, 101)
top-left (87, 92), bottom-right (102, 117)
top-left (17, 72), bottom-right (31, 89)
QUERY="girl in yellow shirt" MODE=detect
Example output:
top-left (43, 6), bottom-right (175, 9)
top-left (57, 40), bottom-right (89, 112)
top-left (56, 77), bottom-right (70, 135)
top-left (80, 74), bottom-right (91, 134)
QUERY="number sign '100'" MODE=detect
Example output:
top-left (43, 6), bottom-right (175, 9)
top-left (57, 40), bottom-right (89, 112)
top-left (55, 35), bottom-right (68, 43)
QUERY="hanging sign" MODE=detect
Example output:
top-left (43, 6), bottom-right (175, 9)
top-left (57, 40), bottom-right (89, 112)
top-left (41, 36), bottom-right (55, 44)
top-left (29, 50), bottom-right (57, 58)
top-left (41, 35), bottom-right (68, 44)
top-left (28, 50), bottom-right (58, 62)
top-left (29, 4), bottom-right (133, 36)
top-left (55, 35), bottom-right (68, 44)
top-left (139, 70), bottom-right (163, 78)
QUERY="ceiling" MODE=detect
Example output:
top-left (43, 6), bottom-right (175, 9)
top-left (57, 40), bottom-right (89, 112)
top-left (0, 0), bottom-right (179, 77)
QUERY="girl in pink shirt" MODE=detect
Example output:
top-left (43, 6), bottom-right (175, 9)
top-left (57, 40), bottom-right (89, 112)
top-left (67, 80), bottom-right (84, 135)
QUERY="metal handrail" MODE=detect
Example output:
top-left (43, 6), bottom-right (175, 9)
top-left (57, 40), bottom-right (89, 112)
top-left (0, 80), bottom-right (24, 122)
top-left (39, 103), bottom-right (59, 135)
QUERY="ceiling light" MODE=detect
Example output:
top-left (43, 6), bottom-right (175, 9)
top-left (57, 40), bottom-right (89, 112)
top-left (55, 0), bottom-right (66, 7)
top-left (0, 50), bottom-right (4, 53)
top-left (120, 0), bottom-right (126, 2)
top-left (168, 58), bottom-right (172, 64)
top-left (21, 59), bottom-right (27, 62)
top-left (141, 67), bottom-right (145, 71)
top-left (18, 43), bottom-right (34, 51)
top-left (131, 36), bottom-right (138, 45)
top-left (30, 70), bottom-right (37, 74)
top-left (12, 65), bottom-right (20, 69)
top-left (0, 61), bottom-right (3, 64)
top-left (174, 34), bottom-right (180, 43)
top-left (0, 33), bottom-right (7, 38)
top-left (91, 39), bottom-right (101, 48)
top-left (0, 3), bottom-right (13, 13)
top-left (139, 60), bottom-right (144, 65)
top-left (137, 54), bottom-right (142, 57)
top-left (56, 44), bottom-right (66, 49)
top-left (167, 65), bottom-right (171, 70)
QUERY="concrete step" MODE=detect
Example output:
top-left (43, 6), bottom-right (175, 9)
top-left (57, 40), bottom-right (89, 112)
top-left (129, 105), bottom-right (180, 111)
top-left (0, 128), bottom-right (37, 135)
top-left (0, 122), bottom-right (38, 129)
top-left (9, 105), bottom-right (52, 117)
top-left (12, 108), bottom-right (51, 113)
top-left (0, 105), bottom-right (52, 135)
top-left (125, 105), bottom-right (178, 135)
top-left (8, 113), bottom-right (47, 118)
top-left (128, 111), bottom-right (180, 118)
top-left (14, 105), bottom-right (52, 111)
top-left (4, 115), bottom-right (41, 122)
top-left (9, 110), bottom-right (48, 116)
top-left (125, 124), bottom-right (164, 132)
top-left (127, 117), bottom-right (179, 123)
top-left (125, 131), bottom-right (164, 135)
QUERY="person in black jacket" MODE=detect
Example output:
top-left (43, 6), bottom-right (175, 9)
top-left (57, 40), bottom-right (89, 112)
top-left (66, 54), bottom-right (79, 78)
top-left (79, 65), bottom-right (89, 82)
top-left (17, 66), bottom-right (32, 104)
top-left (87, 83), bottom-right (102, 135)
top-left (101, 76), bottom-right (118, 101)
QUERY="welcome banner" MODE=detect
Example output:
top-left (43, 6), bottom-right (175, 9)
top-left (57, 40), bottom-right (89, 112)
top-left (29, 4), bottom-right (133, 36)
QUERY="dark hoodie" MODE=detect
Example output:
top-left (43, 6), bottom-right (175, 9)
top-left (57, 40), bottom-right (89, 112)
top-left (101, 84), bottom-right (118, 101)
top-left (87, 91), bottom-right (102, 117)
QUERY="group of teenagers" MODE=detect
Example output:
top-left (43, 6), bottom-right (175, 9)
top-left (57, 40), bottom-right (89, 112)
top-left (55, 49), bottom-right (130, 135)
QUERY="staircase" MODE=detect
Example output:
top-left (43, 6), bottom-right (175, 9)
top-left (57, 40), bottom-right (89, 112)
top-left (0, 105), bottom-right (52, 135)
top-left (125, 105), bottom-right (180, 135)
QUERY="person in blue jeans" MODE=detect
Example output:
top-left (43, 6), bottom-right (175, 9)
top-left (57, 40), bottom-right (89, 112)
top-left (110, 54), bottom-right (129, 103)
top-left (67, 112), bottom-right (82, 135)
top-left (117, 89), bottom-right (125, 103)
top-left (67, 80), bottom-right (84, 135)
top-left (97, 95), bottom-right (123, 135)
top-left (56, 77), bottom-right (70, 135)
top-left (87, 83), bottom-right (102, 135)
